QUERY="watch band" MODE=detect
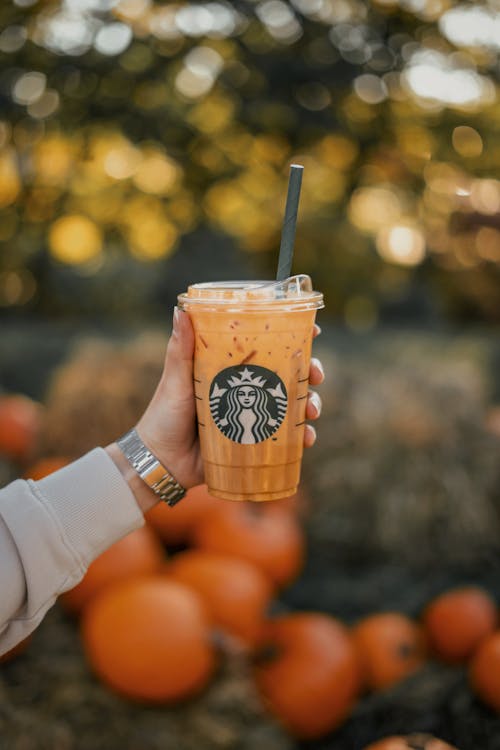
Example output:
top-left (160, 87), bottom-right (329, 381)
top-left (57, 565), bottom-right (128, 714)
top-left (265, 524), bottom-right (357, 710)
top-left (116, 428), bottom-right (186, 507)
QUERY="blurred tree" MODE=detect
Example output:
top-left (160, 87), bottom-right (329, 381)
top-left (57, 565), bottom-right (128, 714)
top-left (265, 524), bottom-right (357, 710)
top-left (0, 0), bottom-right (499, 324)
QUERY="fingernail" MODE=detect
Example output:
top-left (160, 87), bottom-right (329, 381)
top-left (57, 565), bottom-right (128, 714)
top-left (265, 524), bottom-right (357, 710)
top-left (173, 306), bottom-right (180, 334)
top-left (312, 357), bottom-right (325, 381)
top-left (310, 391), bottom-right (322, 416)
top-left (305, 425), bottom-right (317, 447)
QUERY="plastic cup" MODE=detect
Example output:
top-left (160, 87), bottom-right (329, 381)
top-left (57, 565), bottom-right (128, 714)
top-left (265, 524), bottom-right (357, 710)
top-left (178, 274), bottom-right (324, 502)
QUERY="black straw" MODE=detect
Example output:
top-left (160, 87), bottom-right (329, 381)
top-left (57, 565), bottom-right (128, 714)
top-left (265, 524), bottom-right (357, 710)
top-left (276, 164), bottom-right (303, 281)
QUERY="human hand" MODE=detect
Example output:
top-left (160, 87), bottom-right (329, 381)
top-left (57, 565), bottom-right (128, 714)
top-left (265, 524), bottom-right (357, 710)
top-left (135, 307), bottom-right (203, 493)
top-left (304, 323), bottom-right (324, 448)
top-left (109, 309), bottom-right (324, 513)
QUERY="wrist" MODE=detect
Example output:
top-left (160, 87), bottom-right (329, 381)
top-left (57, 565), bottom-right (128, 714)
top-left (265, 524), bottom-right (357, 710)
top-left (106, 442), bottom-right (159, 515)
top-left (135, 417), bottom-right (202, 491)
top-left (107, 428), bottom-right (188, 515)
top-left (105, 443), bottom-right (161, 513)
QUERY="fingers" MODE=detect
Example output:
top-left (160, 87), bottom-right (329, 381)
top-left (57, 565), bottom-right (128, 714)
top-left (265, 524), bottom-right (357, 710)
top-left (306, 390), bottom-right (321, 420)
top-left (305, 332), bottom-right (323, 448)
top-left (309, 357), bottom-right (325, 386)
top-left (303, 424), bottom-right (317, 448)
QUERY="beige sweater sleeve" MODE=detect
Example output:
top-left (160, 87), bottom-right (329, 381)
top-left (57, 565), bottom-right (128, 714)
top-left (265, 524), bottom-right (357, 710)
top-left (0, 447), bottom-right (144, 656)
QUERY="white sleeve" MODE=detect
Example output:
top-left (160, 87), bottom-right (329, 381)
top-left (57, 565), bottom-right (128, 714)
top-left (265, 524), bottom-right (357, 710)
top-left (0, 447), bottom-right (144, 656)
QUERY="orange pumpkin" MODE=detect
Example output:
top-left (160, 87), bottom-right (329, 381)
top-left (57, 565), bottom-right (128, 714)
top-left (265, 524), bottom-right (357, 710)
top-left (192, 501), bottom-right (304, 588)
top-left (145, 484), bottom-right (224, 546)
top-left (363, 735), bottom-right (458, 750)
top-left (254, 613), bottom-right (362, 739)
top-left (352, 613), bottom-right (427, 691)
top-left (23, 456), bottom-right (69, 480)
top-left (82, 578), bottom-right (216, 703)
top-left (0, 394), bottom-right (42, 463)
top-left (167, 549), bottom-right (273, 647)
top-left (423, 586), bottom-right (497, 663)
top-left (60, 526), bottom-right (165, 615)
top-left (470, 630), bottom-right (500, 712)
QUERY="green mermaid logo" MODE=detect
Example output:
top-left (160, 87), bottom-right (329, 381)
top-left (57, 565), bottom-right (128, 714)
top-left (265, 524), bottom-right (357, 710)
top-left (209, 366), bottom-right (287, 444)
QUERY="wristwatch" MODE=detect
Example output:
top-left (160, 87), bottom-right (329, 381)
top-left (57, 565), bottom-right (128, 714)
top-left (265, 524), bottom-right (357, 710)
top-left (116, 428), bottom-right (186, 506)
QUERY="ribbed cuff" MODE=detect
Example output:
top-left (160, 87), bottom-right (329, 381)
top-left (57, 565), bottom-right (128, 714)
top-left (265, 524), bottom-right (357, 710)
top-left (33, 447), bottom-right (144, 568)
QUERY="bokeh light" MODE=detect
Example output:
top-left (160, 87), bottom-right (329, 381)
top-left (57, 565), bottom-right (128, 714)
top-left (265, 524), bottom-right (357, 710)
top-left (0, 149), bottom-right (21, 209)
top-left (0, 269), bottom-right (36, 306)
top-left (103, 143), bottom-right (140, 180)
top-left (476, 227), bottom-right (500, 263)
top-left (132, 149), bottom-right (180, 195)
top-left (12, 72), bottom-right (46, 106)
top-left (175, 45), bottom-right (224, 99)
top-left (470, 179), bottom-right (500, 215)
top-left (354, 74), bottom-right (388, 104)
top-left (49, 215), bottom-right (103, 265)
top-left (348, 187), bottom-right (402, 234)
top-left (376, 225), bottom-right (426, 267)
top-left (121, 195), bottom-right (179, 260)
top-left (0, 25), bottom-right (27, 53)
top-left (452, 126), bottom-right (483, 158)
top-left (403, 49), bottom-right (496, 109)
top-left (440, 5), bottom-right (500, 51)
top-left (94, 23), bottom-right (133, 55)
top-left (0, 0), bottom-right (497, 322)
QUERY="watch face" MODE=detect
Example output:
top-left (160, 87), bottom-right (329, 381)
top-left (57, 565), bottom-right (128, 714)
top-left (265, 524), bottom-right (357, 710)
top-left (209, 364), bottom-right (288, 444)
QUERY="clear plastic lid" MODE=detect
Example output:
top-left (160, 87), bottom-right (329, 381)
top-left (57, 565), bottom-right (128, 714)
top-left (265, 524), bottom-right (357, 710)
top-left (178, 274), bottom-right (324, 311)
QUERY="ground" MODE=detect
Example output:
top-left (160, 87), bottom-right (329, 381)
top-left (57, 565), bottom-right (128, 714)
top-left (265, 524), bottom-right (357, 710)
top-left (1, 321), bottom-right (500, 750)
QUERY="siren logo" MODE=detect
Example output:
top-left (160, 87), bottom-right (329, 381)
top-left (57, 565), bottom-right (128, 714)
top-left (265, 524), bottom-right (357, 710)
top-left (209, 365), bottom-right (287, 444)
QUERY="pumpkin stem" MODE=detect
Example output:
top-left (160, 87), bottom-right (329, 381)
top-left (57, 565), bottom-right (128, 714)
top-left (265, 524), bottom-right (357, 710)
top-left (398, 642), bottom-right (417, 659)
top-left (244, 502), bottom-right (264, 520)
top-left (252, 642), bottom-right (283, 665)
top-left (406, 734), bottom-right (433, 750)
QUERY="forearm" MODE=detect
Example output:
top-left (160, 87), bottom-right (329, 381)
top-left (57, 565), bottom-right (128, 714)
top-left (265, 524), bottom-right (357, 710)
top-left (0, 448), bottom-right (144, 656)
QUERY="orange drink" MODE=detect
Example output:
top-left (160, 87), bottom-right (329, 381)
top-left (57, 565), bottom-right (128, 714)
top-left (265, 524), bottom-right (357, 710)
top-left (178, 275), bottom-right (323, 501)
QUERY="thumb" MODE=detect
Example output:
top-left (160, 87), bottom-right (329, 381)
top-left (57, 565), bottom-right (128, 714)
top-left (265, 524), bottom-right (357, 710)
top-left (160, 307), bottom-right (195, 402)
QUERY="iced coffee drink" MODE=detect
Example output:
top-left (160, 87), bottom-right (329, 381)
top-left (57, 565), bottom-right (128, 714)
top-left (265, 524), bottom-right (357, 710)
top-left (178, 274), bottom-right (323, 501)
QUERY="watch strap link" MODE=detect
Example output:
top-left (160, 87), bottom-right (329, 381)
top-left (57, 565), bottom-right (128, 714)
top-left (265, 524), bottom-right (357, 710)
top-left (117, 428), bottom-right (186, 507)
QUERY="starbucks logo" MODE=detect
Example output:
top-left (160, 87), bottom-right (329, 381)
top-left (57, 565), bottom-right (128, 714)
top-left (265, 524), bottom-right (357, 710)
top-left (209, 365), bottom-right (287, 444)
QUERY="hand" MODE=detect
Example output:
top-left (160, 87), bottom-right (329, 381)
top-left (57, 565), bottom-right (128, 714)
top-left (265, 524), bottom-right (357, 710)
top-left (110, 309), bottom-right (324, 513)
top-left (304, 323), bottom-right (324, 448)
top-left (135, 307), bottom-right (203, 493)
